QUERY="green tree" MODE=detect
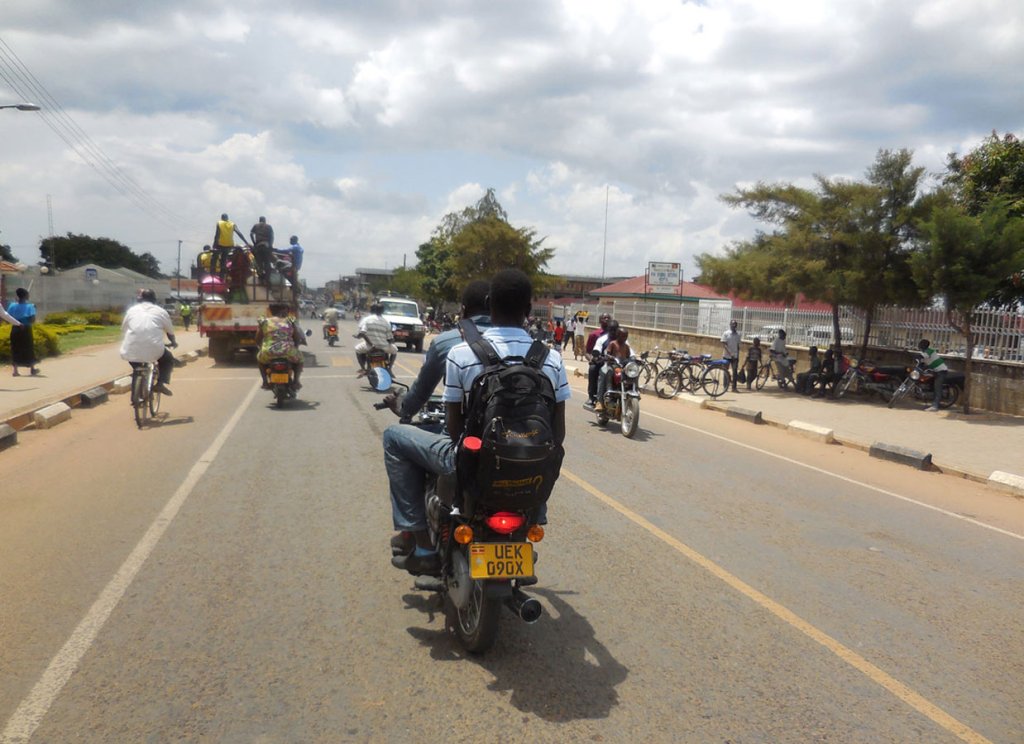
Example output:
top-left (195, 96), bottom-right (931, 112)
top-left (944, 131), bottom-right (1024, 307)
top-left (910, 197), bottom-right (1024, 413)
top-left (389, 266), bottom-right (425, 298)
top-left (1, 242), bottom-right (17, 262)
top-left (39, 233), bottom-right (164, 278)
top-left (420, 189), bottom-right (554, 304)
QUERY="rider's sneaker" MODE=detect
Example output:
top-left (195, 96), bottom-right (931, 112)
top-left (154, 383), bottom-right (173, 396)
top-left (593, 402), bottom-right (605, 412)
top-left (392, 550), bottom-right (441, 576)
top-left (390, 531), bottom-right (415, 556)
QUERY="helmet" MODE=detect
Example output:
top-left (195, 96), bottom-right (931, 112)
top-left (139, 288), bottom-right (157, 303)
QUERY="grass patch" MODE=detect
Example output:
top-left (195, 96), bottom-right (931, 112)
top-left (56, 325), bottom-right (123, 353)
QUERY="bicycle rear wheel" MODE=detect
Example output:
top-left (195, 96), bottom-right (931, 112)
top-left (132, 372), bottom-right (148, 428)
top-left (701, 365), bottom-right (728, 398)
top-left (149, 383), bottom-right (162, 416)
top-left (654, 368), bottom-right (682, 398)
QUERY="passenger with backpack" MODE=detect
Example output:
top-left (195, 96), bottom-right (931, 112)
top-left (384, 269), bottom-right (570, 576)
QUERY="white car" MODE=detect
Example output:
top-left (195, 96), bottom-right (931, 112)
top-left (378, 297), bottom-right (425, 352)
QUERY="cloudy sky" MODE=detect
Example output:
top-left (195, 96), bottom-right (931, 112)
top-left (1, 0), bottom-right (1021, 288)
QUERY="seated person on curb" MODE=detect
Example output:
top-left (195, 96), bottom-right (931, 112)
top-left (383, 269), bottom-right (570, 576)
top-left (595, 326), bottom-right (631, 412)
top-left (795, 346), bottom-right (821, 395)
top-left (355, 303), bottom-right (398, 373)
top-left (255, 302), bottom-right (305, 389)
top-left (382, 280), bottom-right (491, 556)
top-left (120, 289), bottom-right (178, 396)
top-left (321, 305), bottom-right (340, 339)
top-left (814, 348), bottom-right (838, 397)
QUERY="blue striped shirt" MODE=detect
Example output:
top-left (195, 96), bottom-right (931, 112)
top-left (443, 326), bottom-right (571, 405)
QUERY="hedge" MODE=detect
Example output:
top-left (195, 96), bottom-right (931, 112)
top-left (0, 324), bottom-right (61, 362)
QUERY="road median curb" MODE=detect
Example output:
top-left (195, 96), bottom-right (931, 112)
top-left (33, 402), bottom-right (72, 430)
top-left (788, 420), bottom-right (835, 443)
top-left (869, 442), bottom-right (932, 470)
top-left (988, 470), bottom-right (1024, 497)
top-left (726, 406), bottom-right (763, 424)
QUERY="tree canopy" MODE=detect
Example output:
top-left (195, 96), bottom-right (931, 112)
top-left (39, 233), bottom-right (164, 278)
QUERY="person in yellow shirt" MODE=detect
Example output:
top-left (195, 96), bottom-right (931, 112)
top-left (211, 213), bottom-right (247, 276)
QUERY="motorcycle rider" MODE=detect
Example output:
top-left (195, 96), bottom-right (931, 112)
top-left (594, 322), bottom-right (627, 413)
top-left (384, 269), bottom-right (570, 576)
top-left (585, 313), bottom-right (612, 407)
top-left (355, 302), bottom-right (397, 373)
top-left (382, 281), bottom-right (491, 556)
top-left (120, 289), bottom-right (178, 396)
top-left (255, 302), bottom-right (305, 389)
top-left (321, 304), bottom-right (340, 340)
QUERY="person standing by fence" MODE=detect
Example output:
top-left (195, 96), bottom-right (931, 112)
top-left (721, 319), bottom-right (741, 392)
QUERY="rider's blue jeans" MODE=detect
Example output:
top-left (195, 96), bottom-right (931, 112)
top-left (383, 424), bottom-right (457, 532)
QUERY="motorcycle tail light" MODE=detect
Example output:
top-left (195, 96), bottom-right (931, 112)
top-left (328, 325), bottom-right (337, 333)
top-left (271, 362), bottom-right (289, 372)
top-left (527, 525), bottom-right (545, 543)
top-left (485, 512), bottom-right (526, 535)
top-left (454, 525), bottom-right (474, 544)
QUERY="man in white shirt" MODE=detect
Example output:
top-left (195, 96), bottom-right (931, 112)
top-left (721, 320), bottom-right (741, 392)
top-left (120, 289), bottom-right (178, 395)
top-left (355, 302), bottom-right (398, 371)
top-left (321, 305), bottom-right (340, 340)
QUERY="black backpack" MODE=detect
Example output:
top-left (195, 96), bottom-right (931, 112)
top-left (458, 320), bottom-right (564, 512)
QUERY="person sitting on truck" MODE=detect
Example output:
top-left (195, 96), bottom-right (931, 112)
top-left (355, 303), bottom-right (397, 373)
top-left (250, 216), bottom-right (274, 283)
top-left (256, 302), bottom-right (305, 389)
top-left (212, 213), bottom-right (247, 277)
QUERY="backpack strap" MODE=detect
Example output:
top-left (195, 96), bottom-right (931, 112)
top-left (524, 340), bottom-right (549, 370)
top-left (459, 318), bottom-right (501, 367)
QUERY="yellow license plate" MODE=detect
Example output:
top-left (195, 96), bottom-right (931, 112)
top-left (241, 338), bottom-right (256, 346)
top-left (469, 542), bottom-right (534, 579)
top-left (269, 373), bottom-right (290, 383)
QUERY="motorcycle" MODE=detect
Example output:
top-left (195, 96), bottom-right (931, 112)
top-left (591, 355), bottom-right (642, 437)
top-left (834, 358), bottom-right (906, 403)
top-left (267, 358), bottom-right (298, 407)
top-left (373, 377), bottom-right (545, 654)
top-left (326, 324), bottom-right (339, 347)
top-left (888, 354), bottom-right (964, 409)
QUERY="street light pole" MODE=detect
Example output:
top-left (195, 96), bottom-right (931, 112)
top-left (177, 240), bottom-right (182, 295)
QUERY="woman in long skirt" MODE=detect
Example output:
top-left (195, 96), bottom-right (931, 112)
top-left (7, 287), bottom-right (38, 376)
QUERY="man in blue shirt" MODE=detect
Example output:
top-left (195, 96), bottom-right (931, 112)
top-left (383, 269), bottom-right (570, 575)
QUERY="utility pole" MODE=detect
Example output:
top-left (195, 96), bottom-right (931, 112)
top-left (601, 185), bottom-right (609, 284)
top-left (177, 239), bottom-right (182, 295)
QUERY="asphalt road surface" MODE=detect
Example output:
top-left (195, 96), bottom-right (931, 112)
top-left (1, 319), bottom-right (1022, 743)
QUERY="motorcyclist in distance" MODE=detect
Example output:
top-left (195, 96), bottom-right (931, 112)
top-left (355, 302), bottom-right (398, 373)
top-left (321, 304), bottom-right (340, 340)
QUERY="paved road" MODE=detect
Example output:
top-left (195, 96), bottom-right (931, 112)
top-left (1, 322), bottom-right (1022, 742)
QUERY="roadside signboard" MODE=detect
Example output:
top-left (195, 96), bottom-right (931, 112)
top-left (646, 261), bottom-right (682, 294)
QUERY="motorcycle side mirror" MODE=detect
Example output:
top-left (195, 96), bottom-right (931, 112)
top-left (371, 368), bottom-right (393, 392)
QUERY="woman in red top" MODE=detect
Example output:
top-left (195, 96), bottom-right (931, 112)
top-left (553, 320), bottom-right (565, 349)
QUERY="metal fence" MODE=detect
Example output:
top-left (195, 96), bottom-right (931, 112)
top-left (550, 300), bottom-right (1024, 364)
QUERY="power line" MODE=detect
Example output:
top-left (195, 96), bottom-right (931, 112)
top-left (0, 36), bottom-right (188, 231)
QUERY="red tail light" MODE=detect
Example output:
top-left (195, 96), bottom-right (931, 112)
top-left (485, 512), bottom-right (526, 535)
top-left (271, 362), bottom-right (289, 372)
top-left (328, 325), bottom-right (337, 333)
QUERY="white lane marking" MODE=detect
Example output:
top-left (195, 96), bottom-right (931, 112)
top-left (642, 408), bottom-right (1024, 542)
top-left (1, 381), bottom-right (262, 744)
top-left (568, 380), bottom-right (1023, 542)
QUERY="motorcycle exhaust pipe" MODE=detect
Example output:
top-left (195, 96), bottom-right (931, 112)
top-left (505, 587), bottom-right (543, 624)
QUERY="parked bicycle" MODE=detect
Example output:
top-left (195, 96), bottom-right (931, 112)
top-left (654, 351), bottom-right (709, 398)
top-left (752, 355), bottom-right (796, 391)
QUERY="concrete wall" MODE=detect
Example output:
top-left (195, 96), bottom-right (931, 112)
top-left (584, 324), bottom-right (1024, 417)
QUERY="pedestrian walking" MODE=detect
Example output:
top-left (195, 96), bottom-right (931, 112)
top-left (7, 288), bottom-right (38, 376)
top-left (553, 320), bottom-right (565, 350)
top-left (721, 319), bottom-right (741, 391)
top-left (180, 302), bottom-right (193, 331)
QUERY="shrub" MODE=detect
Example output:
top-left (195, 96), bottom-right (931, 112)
top-left (43, 307), bottom-right (123, 326)
top-left (0, 324), bottom-right (60, 361)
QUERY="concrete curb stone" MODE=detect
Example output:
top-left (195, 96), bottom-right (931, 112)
top-left (33, 402), bottom-right (72, 430)
top-left (988, 471), bottom-right (1024, 497)
top-left (869, 442), bottom-right (932, 470)
top-left (79, 387), bottom-right (109, 407)
top-left (0, 424), bottom-right (17, 451)
top-left (726, 406), bottom-right (763, 424)
top-left (788, 420), bottom-right (835, 443)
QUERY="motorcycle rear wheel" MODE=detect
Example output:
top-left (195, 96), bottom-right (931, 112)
top-left (621, 397), bottom-right (639, 438)
top-left (448, 579), bottom-right (501, 654)
top-left (939, 383), bottom-right (960, 409)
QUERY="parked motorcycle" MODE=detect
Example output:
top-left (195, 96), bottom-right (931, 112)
top-left (887, 354), bottom-right (963, 409)
top-left (835, 358), bottom-right (906, 403)
top-left (591, 355), bottom-right (642, 437)
top-left (326, 324), bottom-right (339, 347)
top-left (373, 378), bottom-right (545, 654)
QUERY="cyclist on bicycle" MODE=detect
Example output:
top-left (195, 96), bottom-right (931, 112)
top-left (121, 289), bottom-right (178, 396)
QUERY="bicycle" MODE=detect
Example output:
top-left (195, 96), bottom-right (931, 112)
top-left (753, 355), bottom-right (795, 391)
top-left (654, 352), bottom-right (710, 398)
top-left (636, 347), bottom-right (669, 391)
top-left (699, 358), bottom-right (732, 398)
top-left (129, 344), bottom-right (175, 428)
